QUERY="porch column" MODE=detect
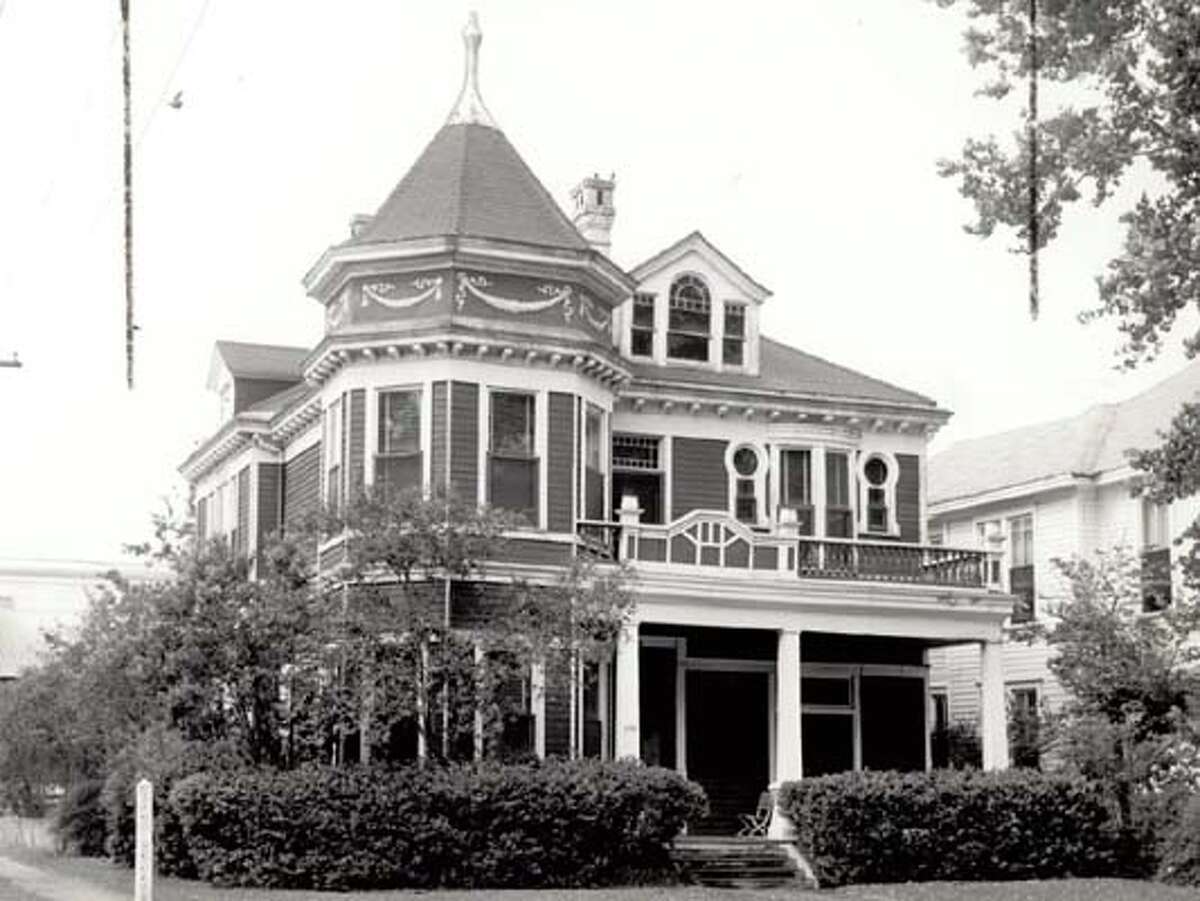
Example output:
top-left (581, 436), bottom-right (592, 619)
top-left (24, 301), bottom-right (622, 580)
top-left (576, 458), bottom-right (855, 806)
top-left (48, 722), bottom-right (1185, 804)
top-left (615, 622), bottom-right (640, 759)
top-left (531, 659), bottom-right (546, 759)
top-left (769, 628), bottom-right (802, 839)
top-left (980, 640), bottom-right (1009, 770)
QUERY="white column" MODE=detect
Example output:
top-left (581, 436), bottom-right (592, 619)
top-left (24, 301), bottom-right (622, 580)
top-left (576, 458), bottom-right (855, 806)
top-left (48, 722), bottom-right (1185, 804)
top-left (769, 628), bottom-right (802, 839)
top-left (615, 622), bottom-right (641, 759)
top-left (980, 640), bottom-right (1010, 770)
top-left (531, 659), bottom-right (546, 759)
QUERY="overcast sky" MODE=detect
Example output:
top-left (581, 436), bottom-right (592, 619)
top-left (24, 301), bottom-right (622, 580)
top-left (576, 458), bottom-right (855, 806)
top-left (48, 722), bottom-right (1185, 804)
top-left (0, 1), bottom-right (1189, 563)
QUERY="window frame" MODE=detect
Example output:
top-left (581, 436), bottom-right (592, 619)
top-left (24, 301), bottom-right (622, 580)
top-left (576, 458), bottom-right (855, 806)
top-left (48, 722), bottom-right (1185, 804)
top-left (825, 450), bottom-right (854, 538)
top-left (666, 273), bottom-right (712, 363)
top-left (323, 396), bottom-right (345, 512)
top-left (487, 389), bottom-right (539, 524)
top-left (779, 447), bottom-right (815, 536)
top-left (856, 451), bottom-right (899, 536)
top-left (726, 442), bottom-right (766, 525)
top-left (630, 292), bottom-right (655, 358)
top-left (723, 301), bottom-right (746, 367)
top-left (374, 386), bottom-right (423, 496)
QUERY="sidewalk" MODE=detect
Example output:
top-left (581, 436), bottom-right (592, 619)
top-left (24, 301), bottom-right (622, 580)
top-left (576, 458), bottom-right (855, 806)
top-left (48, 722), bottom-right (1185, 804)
top-left (0, 853), bottom-right (125, 901)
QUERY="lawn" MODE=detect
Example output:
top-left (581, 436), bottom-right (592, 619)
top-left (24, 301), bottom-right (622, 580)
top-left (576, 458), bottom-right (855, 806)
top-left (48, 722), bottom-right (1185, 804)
top-left (0, 846), bottom-right (1197, 901)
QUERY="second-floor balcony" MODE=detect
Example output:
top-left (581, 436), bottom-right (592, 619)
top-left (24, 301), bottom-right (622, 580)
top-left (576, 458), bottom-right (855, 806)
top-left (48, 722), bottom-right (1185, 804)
top-left (577, 503), bottom-right (994, 590)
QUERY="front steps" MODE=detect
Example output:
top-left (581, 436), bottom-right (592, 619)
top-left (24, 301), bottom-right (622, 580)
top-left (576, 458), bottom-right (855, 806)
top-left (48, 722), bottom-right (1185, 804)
top-left (671, 836), bottom-right (811, 889)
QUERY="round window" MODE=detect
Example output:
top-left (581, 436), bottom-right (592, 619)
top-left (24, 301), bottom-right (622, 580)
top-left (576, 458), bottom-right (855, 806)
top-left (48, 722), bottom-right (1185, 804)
top-left (865, 457), bottom-right (888, 486)
top-left (733, 446), bottom-right (759, 477)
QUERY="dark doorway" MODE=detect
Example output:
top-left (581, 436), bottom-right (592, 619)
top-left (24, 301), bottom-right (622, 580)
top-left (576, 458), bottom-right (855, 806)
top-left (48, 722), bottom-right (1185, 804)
top-left (860, 675), bottom-right (926, 772)
top-left (640, 645), bottom-right (677, 769)
top-left (686, 669), bottom-right (768, 834)
top-left (612, 471), bottom-right (663, 524)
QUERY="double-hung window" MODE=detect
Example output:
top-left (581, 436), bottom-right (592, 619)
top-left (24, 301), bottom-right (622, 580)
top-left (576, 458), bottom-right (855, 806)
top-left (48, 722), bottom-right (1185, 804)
top-left (781, 449), bottom-right (814, 535)
top-left (825, 452), bottom-right (853, 538)
top-left (376, 389), bottom-right (422, 496)
top-left (631, 293), bottom-right (655, 358)
top-left (611, 434), bottom-right (663, 525)
top-left (583, 405), bottom-right (605, 520)
top-left (723, 303), bottom-right (746, 366)
top-left (976, 519), bottom-right (1003, 586)
top-left (489, 391), bottom-right (537, 523)
top-left (324, 397), bottom-right (344, 514)
top-left (1009, 514), bottom-right (1035, 622)
top-left (666, 275), bottom-right (710, 362)
top-left (1141, 499), bottom-right (1172, 612)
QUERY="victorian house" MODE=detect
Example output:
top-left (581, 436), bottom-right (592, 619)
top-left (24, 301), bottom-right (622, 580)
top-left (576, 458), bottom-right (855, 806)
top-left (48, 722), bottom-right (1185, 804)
top-left (180, 15), bottom-right (1012, 833)
top-left (927, 360), bottom-right (1200, 760)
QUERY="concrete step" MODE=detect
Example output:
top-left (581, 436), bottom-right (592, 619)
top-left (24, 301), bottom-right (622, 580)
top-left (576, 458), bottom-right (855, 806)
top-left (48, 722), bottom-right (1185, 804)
top-left (670, 836), bottom-right (807, 890)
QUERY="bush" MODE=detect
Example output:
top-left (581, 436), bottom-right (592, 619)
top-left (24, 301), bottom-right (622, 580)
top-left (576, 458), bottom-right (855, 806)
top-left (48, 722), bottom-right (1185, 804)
top-left (102, 726), bottom-right (249, 876)
top-left (169, 759), bottom-right (706, 889)
top-left (1156, 791), bottom-right (1200, 886)
top-left (778, 769), bottom-right (1120, 887)
top-left (52, 779), bottom-right (107, 856)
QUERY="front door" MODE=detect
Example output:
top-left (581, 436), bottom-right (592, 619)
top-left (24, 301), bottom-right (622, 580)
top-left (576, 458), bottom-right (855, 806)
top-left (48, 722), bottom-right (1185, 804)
top-left (685, 669), bottom-right (769, 834)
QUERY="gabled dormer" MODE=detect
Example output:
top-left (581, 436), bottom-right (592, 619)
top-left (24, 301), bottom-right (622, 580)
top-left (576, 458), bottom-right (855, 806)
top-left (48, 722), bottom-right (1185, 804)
top-left (618, 231), bottom-right (770, 376)
top-left (207, 341), bottom-right (307, 425)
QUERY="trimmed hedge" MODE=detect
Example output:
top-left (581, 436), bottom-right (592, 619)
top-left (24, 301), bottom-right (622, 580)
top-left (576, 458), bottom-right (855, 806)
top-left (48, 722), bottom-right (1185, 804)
top-left (169, 759), bottom-right (706, 889)
top-left (779, 769), bottom-right (1120, 887)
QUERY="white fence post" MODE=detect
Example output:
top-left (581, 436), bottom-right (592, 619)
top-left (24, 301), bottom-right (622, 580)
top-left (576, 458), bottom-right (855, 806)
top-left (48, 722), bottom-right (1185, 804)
top-left (134, 777), bottom-right (153, 901)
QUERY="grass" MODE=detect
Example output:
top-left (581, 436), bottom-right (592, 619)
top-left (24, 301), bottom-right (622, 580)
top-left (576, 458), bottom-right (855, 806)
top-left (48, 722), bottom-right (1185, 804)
top-left (0, 846), bottom-right (1197, 901)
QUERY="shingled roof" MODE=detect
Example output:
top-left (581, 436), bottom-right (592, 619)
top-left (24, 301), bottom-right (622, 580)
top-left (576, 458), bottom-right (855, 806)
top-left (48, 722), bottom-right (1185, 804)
top-left (347, 122), bottom-right (589, 253)
top-left (930, 358), bottom-right (1200, 505)
top-left (629, 336), bottom-right (938, 408)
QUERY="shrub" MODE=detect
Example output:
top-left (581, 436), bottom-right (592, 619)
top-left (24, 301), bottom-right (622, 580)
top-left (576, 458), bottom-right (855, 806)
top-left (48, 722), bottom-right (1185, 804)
top-left (102, 726), bottom-right (249, 876)
top-left (52, 779), bottom-right (107, 856)
top-left (169, 759), bottom-right (706, 890)
top-left (1157, 791), bottom-right (1200, 886)
top-left (778, 769), bottom-right (1120, 887)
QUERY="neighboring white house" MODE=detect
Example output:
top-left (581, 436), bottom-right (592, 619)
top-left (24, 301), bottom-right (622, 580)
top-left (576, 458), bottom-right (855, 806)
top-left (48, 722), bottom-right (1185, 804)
top-left (0, 559), bottom-right (161, 680)
top-left (927, 359), bottom-right (1200, 741)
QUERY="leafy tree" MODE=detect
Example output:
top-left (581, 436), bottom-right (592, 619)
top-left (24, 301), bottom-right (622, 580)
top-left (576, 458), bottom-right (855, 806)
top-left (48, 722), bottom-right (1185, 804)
top-left (1027, 548), bottom-right (1200, 823)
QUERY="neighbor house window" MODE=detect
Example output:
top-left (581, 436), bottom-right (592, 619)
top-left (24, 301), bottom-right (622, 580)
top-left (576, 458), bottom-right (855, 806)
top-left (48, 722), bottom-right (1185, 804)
top-left (1141, 498), bottom-right (1172, 612)
top-left (631, 292), bottom-right (655, 357)
top-left (976, 519), bottom-right (1003, 587)
top-left (732, 445), bottom-right (760, 523)
top-left (1008, 683), bottom-right (1041, 768)
top-left (1009, 514), bottom-right (1035, 623)
top-left (376, 389), bottom-right (421, 496)
top-left (324, 396), bottom-right (344, 513)
top-left (723, 303), bottom-right (746, 366)
top-left (826, 452), bottom-right (852, 538)
top-left (781, 449), bottom-right (814, 535)
top-left (489, 391), bottom-right (537, 523)
top-left (666, 274), bottom-right (710, 362)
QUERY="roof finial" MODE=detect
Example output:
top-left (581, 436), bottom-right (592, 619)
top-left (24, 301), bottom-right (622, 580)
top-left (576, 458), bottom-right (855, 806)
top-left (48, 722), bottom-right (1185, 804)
top-left (446, 11), bottom-right (497, 128)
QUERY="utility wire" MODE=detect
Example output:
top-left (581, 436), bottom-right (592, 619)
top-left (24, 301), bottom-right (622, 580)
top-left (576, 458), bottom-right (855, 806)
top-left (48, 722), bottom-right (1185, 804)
top-left (1027, 0), bottom-right (1039, 320)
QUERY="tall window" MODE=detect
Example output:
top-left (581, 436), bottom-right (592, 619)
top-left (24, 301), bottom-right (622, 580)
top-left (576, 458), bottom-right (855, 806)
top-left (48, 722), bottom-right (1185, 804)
top-left (723, 303), bottom-right (746, 366)
top-left (976, 519), bottom-right (1002, 586)
top-left (631, 293), bottom-right (655, 357)
top-left (489, 391), bottom-right (537, 523)
top-left (324, 397), bottom-right (344, 513)
top-left (1009, 514), bottom-right (1035, 623)
top-left (667, 274), bottom-right (710, 362)
top-left (781, 449), bottom-right (814, 535)
top-left (611, 434), bottom-right (663, 524)
top-left (376, 389), bottom-right (421, 495)
top-left (583, 405), bottom-right (604, 520)
top-left (863, 456), bottom-right (889, 532)
top-left (826, 452), bottom-right (852, 538)
top-left (732, 446), bottom-right (760, 523)
top-left (1141, 499), bottom-right (1172, 612)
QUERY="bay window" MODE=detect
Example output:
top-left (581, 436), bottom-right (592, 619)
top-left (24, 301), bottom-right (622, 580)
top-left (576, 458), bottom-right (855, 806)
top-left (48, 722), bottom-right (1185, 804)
top-left (324, 397), bottom-right (344, 513)
top-left (489, 391), bottom-right (537, 523)
top-left (376, 389), bottom-right (422, 496)
top-left (583, 404), bottom-right (605, 520)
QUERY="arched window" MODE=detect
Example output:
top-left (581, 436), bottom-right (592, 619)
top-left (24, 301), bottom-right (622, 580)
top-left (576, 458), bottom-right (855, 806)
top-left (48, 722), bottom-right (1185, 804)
top-left (667, 274), bottom-right (711, 362)
top-left (727, 443), bottom-right (765, 524)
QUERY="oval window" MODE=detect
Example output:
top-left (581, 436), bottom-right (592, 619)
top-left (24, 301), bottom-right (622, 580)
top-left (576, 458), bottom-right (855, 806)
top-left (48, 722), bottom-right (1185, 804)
top-left (733, 446), bottom-right (759, 477)
top-left (865, 456), bottom-right (888, 486)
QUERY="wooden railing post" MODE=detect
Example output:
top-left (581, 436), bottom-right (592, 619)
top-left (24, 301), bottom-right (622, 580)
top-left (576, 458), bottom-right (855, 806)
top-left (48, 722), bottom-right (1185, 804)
top-left (777, 508), bottom-right (799, 573)
top-left (618, 494), bottom-right (642, 562)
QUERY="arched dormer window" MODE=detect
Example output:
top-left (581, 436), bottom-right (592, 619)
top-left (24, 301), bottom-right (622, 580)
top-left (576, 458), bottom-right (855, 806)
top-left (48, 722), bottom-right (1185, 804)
top-left (667, 274), bottom-right (711, 362)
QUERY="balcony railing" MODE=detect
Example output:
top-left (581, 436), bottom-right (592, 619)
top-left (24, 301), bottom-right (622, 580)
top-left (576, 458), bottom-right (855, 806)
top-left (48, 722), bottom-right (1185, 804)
top-left (576, 508), bottom-right (992, 590)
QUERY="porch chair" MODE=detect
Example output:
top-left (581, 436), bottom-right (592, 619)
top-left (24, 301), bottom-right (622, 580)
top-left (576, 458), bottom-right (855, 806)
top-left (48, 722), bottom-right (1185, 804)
top-left (736, 790), bottom-right (773, 837)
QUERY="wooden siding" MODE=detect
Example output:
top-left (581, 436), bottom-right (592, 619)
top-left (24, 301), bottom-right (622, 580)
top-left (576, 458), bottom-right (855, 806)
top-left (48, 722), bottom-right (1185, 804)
top-left (283, 443), bottom-right (321, 531)
top-left (670, 437), bottom-right (728, 519)
top-left (256, 463), bottom-right (282, 551)
top-left (449, 382), bottom-right (479, 502)
top-left (547, 392), bottom-right (575, 532)
top-left (495, 538), bottom-right (573, 567)
top-left (236, 466), bottom-right (250, 556)
top-left (897, 453), bottom-right (921, 543)
top-left (431, 381), bottom-right (448, 495)
top-left (347, 389), bottom-right (365, 500)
